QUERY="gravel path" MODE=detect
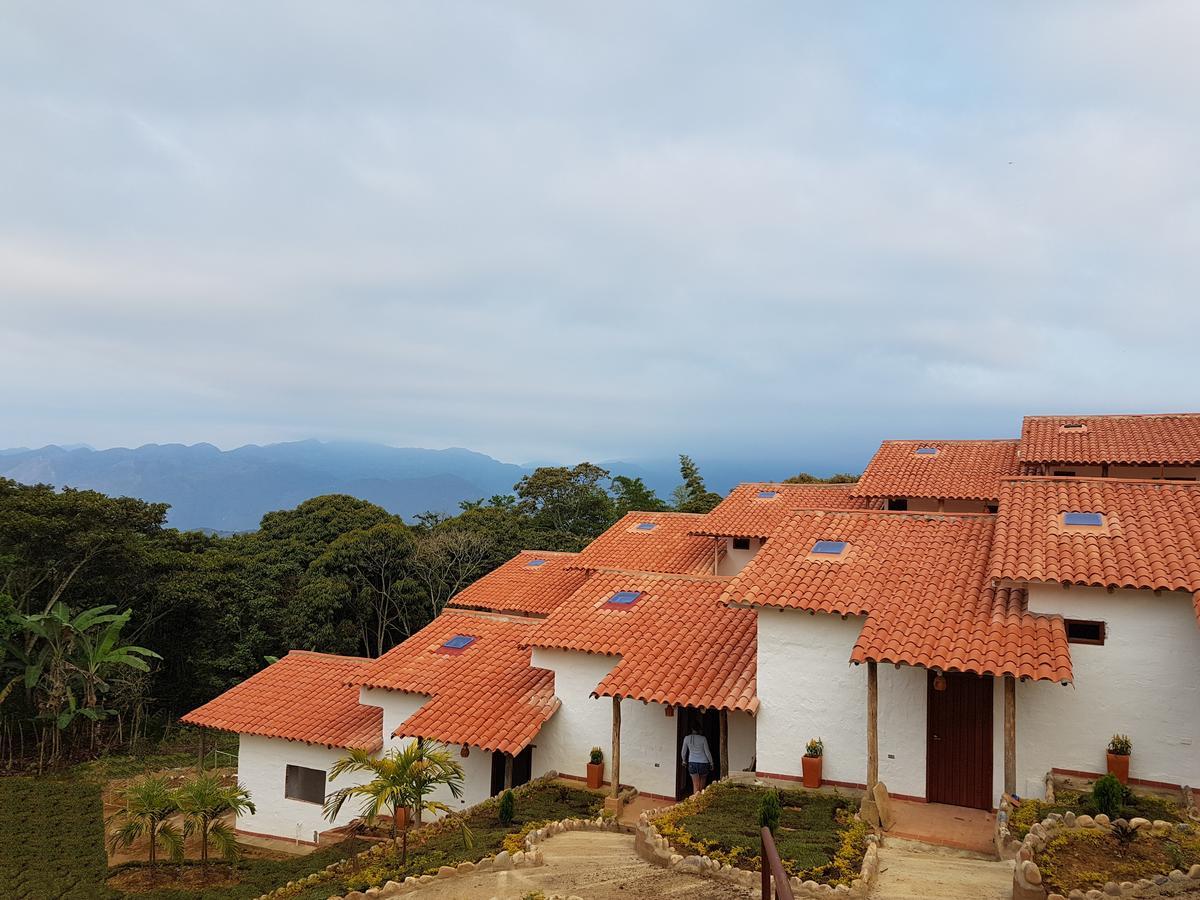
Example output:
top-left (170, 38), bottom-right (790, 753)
top-left (405, 829), bottom-right (750, 899)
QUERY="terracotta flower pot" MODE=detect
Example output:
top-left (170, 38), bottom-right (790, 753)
top-left (586, 761), bottom-right (604, 790)
top-left (802, 754), bottom-right (822, 789)
top-left (1107, 752), bottom-right (1130, 785)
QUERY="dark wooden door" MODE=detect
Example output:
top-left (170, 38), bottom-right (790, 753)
top-left (926, 672), bottom-right (993, 809)
top-left (675, 708), bottom-right (722, 800)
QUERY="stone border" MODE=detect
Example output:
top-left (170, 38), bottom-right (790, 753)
top-left (633, 782), bottom-right (880, 898)
top-left (1011, 809), bottom-right (1200, 899)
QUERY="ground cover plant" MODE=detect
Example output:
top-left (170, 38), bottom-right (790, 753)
top-left (652, 781), bottom-right (869, 886)
top-left (1038, 824), bottom-right (1200, 896)
top-left (1008, 786), bottom-right (1184, 839)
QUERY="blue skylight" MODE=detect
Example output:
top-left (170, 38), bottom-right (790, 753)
top-left (526, 558), bottom-right (546, 567)
top-left (606, 590), bottom-right (642, 606)
top-left (1063, 512), bottom-right (1104, 527)
top-left (635, 522), bottom-right (658, 531)
top-left (915, 447), bottom-right (938, 455)
top-left (441, 634), bottom-right (475, 650)
top-left (757, 490), bottom-right (778, 499)
top-left (811, 540), bottom-right (847, 555)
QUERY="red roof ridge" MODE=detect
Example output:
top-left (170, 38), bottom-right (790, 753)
top-left (1025, 412), bottom-right (1200, 421)
top-left (876, 438), bottom-right (1019, 444)
top-left (780, 508), bottom-right (996, 522)
top-left (513, 549), bottom-right (579, 557)
top-left (583, 568), bottom-right (733, 583)
top-left (285, 649), bottom-right (371, 662)
top-left (1000, 474), bottom-right (1200, 487)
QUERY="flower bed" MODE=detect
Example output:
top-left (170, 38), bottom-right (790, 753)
top-left (1009, 787), bottom-right (1183, 841)
top-left (648, 781), bottom-right (871, 888)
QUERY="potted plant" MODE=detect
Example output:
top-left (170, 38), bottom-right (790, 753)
top-left (587, 746), bottom-right (604, 790)
top-left (1106, 733), bottom-right (1132, 784)
top-left (802, 737), bottom-right (823, 788)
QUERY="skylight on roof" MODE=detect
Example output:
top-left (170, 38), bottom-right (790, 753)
top-left (634, 522), bottom-right (658, 531)
top-left (1062, 422), bottom-right (1085, 429)
top-left (604, 590), bottom-right (642, 607)
top-left (811, 540), bottom-right (847, 555)
top-left (1063, 512), bottom-right (1104, 527)
top-left (757, 490), bottom-right (778, 499)
top-left (526, 558), bottom-right (546, 567)
top-left (441, 635), bottom-right (475, 650)
top-left (914, 447), bottom-right (939, 456)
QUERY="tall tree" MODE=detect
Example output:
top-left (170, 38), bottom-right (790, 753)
top-left (672, 455), bottom-right (724, 513)
top-left (410, 529), bottom-right (496, 617)
top-left (514, 464), bottom-right (615, 545)
top-left (611, 476), bottom-right (668, 516)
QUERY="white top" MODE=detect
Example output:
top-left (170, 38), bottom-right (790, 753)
top-left (680, 733), bottom-right (713, 766)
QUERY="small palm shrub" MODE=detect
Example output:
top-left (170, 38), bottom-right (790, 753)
top-left (1093, 773), bottom-right (1124, 818)
top-left (499, 789), bottom-right (515, 826)
top-left (589, 747), bottom-right (603, 765)
top-left (759, 789), bottom-right (781, 833)
top-left (1107, 734), bottom-right (1132, 755)
top-left (1111, 818), bottom-right (1139, 853)
top-left (805, 738), bottom-right (824, 758)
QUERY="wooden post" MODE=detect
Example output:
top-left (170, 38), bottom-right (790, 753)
top-left (611, 695), bottom-right (621, 798)
top-left (1004, 675), bottom-right (1017, 796)
top-left (504, 752), bottom-right (513, 791)
top-left (198, 729), bottom-right (206, 771)
top-left (719, 709), bottom-right (729, 778)
top-left (866, 661), bottom-right (878, 792)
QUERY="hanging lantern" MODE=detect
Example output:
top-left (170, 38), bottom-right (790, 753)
top-left (665, 706), bottom-right (675, 718)
top-left (460, 743), bottom-right (470, 757)
top-left (933, 672), bottom-right (947, 692)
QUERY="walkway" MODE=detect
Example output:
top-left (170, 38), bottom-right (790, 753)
top-left (404, 829), bottom-right (749, 899)
top-left (869, 837), bottom-right (1013, 900)
top-left (888, 799), bottom-right (995, 854)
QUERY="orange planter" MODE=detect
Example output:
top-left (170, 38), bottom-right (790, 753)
top-left (1107, 752), bottom-right (1130, 785)
top-left (586, 761), bottom-right (604, 790)
top-left (802, 755), bottom-right (822, 789)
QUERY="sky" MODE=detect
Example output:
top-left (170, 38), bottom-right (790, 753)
top-left (3, 2), bottom-right (1200, 468)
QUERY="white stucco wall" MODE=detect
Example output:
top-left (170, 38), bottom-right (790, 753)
top-left (1017, 584), bottom-right (1200, 796)
top-left (717, 537), bottom-right (763, 576)
top-left (877, 663), bottom-right (928, 799)
top-left (728, 709), bottom-right (757, 773)
top-left (236, 734), bottom-right (369, 843)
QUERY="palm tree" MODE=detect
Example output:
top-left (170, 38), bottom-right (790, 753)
top-left (323, 742), bottom-right (468, 864)
top-left (107, 775), bottom-right (184, 867)
top-left (175, 773), bottom-right (255, 866)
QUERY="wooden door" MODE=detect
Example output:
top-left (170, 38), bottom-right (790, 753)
top-left (926, 672), bottom-right (993, 809)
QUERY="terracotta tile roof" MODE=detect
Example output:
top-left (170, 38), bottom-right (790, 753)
top-left (722, 510), bottom-right (1071, 682)
top-left (989, 477), bottom-right (1200, 594)
top-left (851, 440), bottom-right (1020, 501)
top-left (351, 610), bottom-right (557, 755)
top-left (692, 482), bottom-right (878, 539)
top-left (568, 512), bottom-right (717, 575)
top-left (180, 652), bottom-right (383, 750)
top-left (1020, 413), bottom-right (1200, 466)
top-left (446, 550), bottom-right (590, 617)
top-left (528, 572), bottom-right (757, 713)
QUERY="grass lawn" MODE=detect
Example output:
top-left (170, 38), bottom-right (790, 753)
top-left (1039, 825), bottom-right (1200, 896)
top-left (652, 782), bottom-right (869, 886)
top-left (1009, 787), bottom-right (1183, 839)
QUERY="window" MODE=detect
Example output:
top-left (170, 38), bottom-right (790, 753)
top-left (440, 634), bottom-right (476, 651)
top-left (986, 504), bottom-right (999, 514)
top-left (1054, 470), bottom-right (1077, 477)
top-left (732, 537), bottom-right (751, 551)
top-left (526, 558), bottom-right (546, 567)
top-left (914, 447), bottom-right (939, 456)
top-left (757, 490), bottom-right (778, 499)
top-left (604, 590), bottom-right (642, 608)
top-left (1063, 512), bottom-right (1104, 527)
top-left (1065, 619), bottom-right (1105, 645)
top-left (887, 498), bottom-right (908, 511)
top-left (811, 540), bottom-right (847, 555)
top-left (634, 522), bottom-right (658, 531)
top-left (285, 765), bottom-right (326, 804)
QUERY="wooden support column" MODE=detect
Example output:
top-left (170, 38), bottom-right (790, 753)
top-left (866, 661), bottom-right (879, 791)
top-left (504, 752), bottom-right (514, 791)
top-left (611, 695), bottom-right (622, 798)
top-left (1004, 675), bottom-right (1017, 796)
top-left (198, 729), bottom-right (206, 771)
top-left (719, 709), bottom-right (729, 778)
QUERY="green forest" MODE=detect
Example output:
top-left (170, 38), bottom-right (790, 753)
top-left (0, 456), bottom-right (854, 768)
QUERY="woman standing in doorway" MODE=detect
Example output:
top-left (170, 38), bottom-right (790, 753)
top-left (680, 720), bottom-right (714, 794)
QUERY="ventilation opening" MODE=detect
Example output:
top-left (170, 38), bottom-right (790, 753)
top-left (1065, 619), bottom-right (1105, 645)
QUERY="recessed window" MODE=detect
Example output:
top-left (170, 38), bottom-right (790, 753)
top-left (634, 522), bottom-right (658, 531)
top-left (526, 558), bottom-right (546, 567)
top-left (285, 765), bottom-right (326, 804)
top-left (986, 504), bottom-right (998, 514)
top-left (441, 634), bottom-right (476, 651)
top-left (887, 498), bottom-right (908, 511)
top-left (604, 590), bottom-right (642, 608)
top-left (1063, 512), bottom-right (1104, 527)
top-left (732, 537), bottom-right (751, 551)
top-left (1061, 423), bottom-right (1086, 430)
top-left (811, 540), bottom-right (847, 555)
top-left (1065, 619), bottom-right (1105, 645)
top-left (1054, 470), bottom-right (1077, 477)
top-left (914, 447), bottom-right (939, 456)
top-left (757, 490), bottom-right (778, 499)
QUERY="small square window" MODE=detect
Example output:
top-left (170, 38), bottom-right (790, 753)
top-left (285, 765), bottom-right (326, 804)
top-left (1065, 619), bottom-right (1105, 645)
top-left (811, 540), bottom-right (847, 555)
top-left (526, 558), bottom-right (546, 567)
top-left (1063, 512), bottom-right (1104, 527)
top-left (757, 490), bottom-right (778, 499)
top-left (604, 590), bottom-right (642, 608)
top-left (914, 447), bottom-right (939, 456)
top-left (441, 634), bottom-right (476, 650)
top-left (732, 537), bottom-right (751, 551)
top-left (634, 522), bottom-right (658, 531)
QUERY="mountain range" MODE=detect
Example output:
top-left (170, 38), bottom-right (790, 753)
top-left (0, 441), bottom-right (842, 532)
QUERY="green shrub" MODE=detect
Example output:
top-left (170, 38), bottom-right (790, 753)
top-left (805, 738), bottom-right (824, 758)
top-left (589, 746), bottom-right (603, 765)
top-left (499, 790), bottom-right (515, 826)
top-left (759, 789), bottom-right (781, 833)
top-left (1107, 734), bottom-right (1132, 756)
top-left (1093, 774), bottom-right (1124, 818)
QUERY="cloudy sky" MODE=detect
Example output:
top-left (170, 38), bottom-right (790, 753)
top-left (3, 2), bottom-right (1199, 469)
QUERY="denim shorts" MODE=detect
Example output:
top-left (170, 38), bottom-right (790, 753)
top-left (688, 761), bottom-right (711, 776)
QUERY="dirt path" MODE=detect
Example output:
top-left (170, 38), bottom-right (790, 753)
top-left (405, 829), bottom-right (750, 899)
top-left (869, 838), bottom-right (1012, 900)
